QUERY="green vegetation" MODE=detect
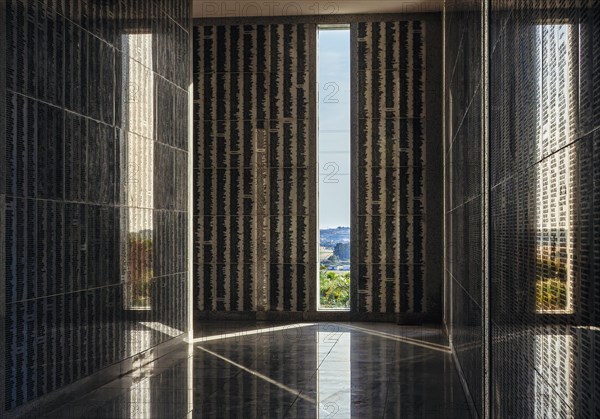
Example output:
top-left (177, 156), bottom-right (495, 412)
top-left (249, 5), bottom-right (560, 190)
top-left (536, 257), bottom-right (567, 279)
top-left (128, 234), bottom-right (153, 308)
top-left (320, 267), bottom-right (350, 309)
top-left (535, 256), bottom-right (568, 311)
top-left (536, 278), bottom-right (567, 311)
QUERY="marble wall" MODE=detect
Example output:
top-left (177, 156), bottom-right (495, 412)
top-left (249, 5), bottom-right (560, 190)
top-left (445, 0), bottom-right (600, 417)
top-left (444, 0), bottom-right (485, 414)
top-left (354, 21), bottom-right (428, 315)
top-left (2, 0), bottom-right (190, 413)
top-left (490, 1), bottom-right (600, 417)
top-left (193, 23), bottom-right (316, 313)
top-left (193, 16), bottom-right (442, 318)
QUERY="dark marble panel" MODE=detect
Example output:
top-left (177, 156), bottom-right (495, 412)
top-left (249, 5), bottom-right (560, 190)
top-left (194, 23), bottom-right (313, 313)
top-left (448, 200), bottom-right (481, 309)
top-left (199, 119), bottom-right (268, 168)
top-left (357, 118), bottom-right (426, 169)
top-left (269, 216), bottom-right (311, 263)
top-left (173, 148), bottom-right (188, 212)
top-left (356, 264), bottom-right (426, 314)
top-left (579, 1), bottom-right (600, 136)
top-left (490, 131), bottom-right (600, 419)
top-left (444, 0), bottom-right (484, 414)
top-left (354, 21), bottom-right (429, 315)
top-left (5, 94), bottom-right (37, 198)
top-left (450, 4), bottom-right (483, 124)
top-left (5, 0), bottom-right (39, 98)
top-left (268, 119), bottom-right (312, 168)
top-left (153, 142), bottom-right (176, 210)
top-left (357, 167), bottom-right (426, 217)
top-left (267, 264), bottom-right (309, 311)
top-left (200, 169), bottom-right (255, 216)
top-left (37, 4), bottom-right (65, 107)
top-left (5, 274), bottom-right (188, 410)
top-left (451, 281), bottom-right (483, 417)
top-left (36, 104), bottom-right (65, 200)
top-left (195, 23), bottom-right (309, 123)
top-left (200, 216), bottom-right (258, 264)
top-left (268, 168), bottom-right (310, 215)
top-left (154, 75), bottom-right (176, 146)
top-left (486, 1), bottom-right (600, 418)
top-left (3, 0), bottom-right (190, 412)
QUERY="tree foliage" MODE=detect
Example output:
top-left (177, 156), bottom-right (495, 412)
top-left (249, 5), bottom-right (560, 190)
top-left (320, 269), bottom-right (350, 308)
top-left (128, 235), bottom-right (153, 307)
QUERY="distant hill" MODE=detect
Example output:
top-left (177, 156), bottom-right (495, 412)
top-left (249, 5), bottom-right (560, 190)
top-left (320, 226), bottom-right (350, 247)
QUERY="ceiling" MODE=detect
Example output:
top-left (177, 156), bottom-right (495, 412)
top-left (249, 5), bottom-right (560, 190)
top-left (193, 0), bottom-right (442, 18)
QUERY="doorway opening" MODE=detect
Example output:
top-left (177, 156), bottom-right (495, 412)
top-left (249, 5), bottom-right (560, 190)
top-left (317, 25), bottom-right (351, 310)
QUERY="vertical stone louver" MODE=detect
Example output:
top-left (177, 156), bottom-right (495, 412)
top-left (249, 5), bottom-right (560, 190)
top-left (194, 23), bottom-right (315, 312)
top-left (355, 21), bottom-right (427, 314)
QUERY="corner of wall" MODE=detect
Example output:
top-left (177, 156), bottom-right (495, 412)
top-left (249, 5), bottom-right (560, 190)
top-left (0, 0), bottom-right (6, 413)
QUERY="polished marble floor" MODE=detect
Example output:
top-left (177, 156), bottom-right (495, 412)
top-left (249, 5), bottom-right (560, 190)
top-left (43, 322), bottom-right (471, 418)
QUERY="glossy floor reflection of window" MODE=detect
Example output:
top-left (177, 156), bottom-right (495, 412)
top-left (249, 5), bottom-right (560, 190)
top-left (534, 333), bottom-right (573, 417)
top-left (129, 329), bottom-right (152, 418)
top-left (42, 323), bottom-right (472, 418)
top-left (317, 331), bottom-right (351, 418)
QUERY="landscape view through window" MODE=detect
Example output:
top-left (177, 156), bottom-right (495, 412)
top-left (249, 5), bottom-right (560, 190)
top-left (318, 26), bottom-right (351, 310)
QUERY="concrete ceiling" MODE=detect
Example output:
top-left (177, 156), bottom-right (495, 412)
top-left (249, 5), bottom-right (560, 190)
top-left (193, 0), bottom-right (442, 18)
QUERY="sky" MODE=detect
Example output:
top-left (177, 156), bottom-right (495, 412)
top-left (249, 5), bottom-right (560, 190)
top-left (318, 28), bottom-right (351, 229)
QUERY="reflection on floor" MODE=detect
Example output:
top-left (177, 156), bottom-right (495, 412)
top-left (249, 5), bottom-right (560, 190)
top-left (43, 322), bottom-right (471, 418)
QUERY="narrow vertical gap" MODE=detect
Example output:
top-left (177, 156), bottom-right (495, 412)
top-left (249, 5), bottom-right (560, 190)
top-left (482, 0), bottom-right (491, 418)
top-left (187, 0), bottom-right (194, 342)
top-left (442, 0), bottom-right (449, 338)
top-left (0, 0), bottom-right (6, 413)
top-left (316, 25), bottom-right (351, 311)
